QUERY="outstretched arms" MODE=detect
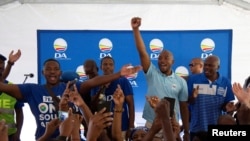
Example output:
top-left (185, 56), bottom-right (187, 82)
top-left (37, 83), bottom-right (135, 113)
top-left (131, 17), bottom-right (151, 73)
top-left (0, 83), bottom-right (23, 100)
top-left (79, 64), bottom-right (141, 95)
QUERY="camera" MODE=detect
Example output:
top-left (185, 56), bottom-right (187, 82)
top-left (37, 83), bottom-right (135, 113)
top-left (68, 79), bottom-right (77, 91)
top-left (164, 97), bottom-right (175, 117)
top-left (58, 102), bottom-right (83, 121)
top-left (58, 111), bottom-right (69, 121)
top-left (97, 101), bottom-right (112, 113)
top-left (68, 101), bottom-right (83, 115)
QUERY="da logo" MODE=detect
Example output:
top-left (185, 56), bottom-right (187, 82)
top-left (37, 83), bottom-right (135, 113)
top-left (53, 38), bottom-right (68, 59)
top-left (99, 38), bottom-right (113, 59)
top-left (76, 65), bottom-right (87, 82)
top-left (149, 38), bottom-right (164, 60)
top-left (54, 38), bottom-right (67, 52)
top-left (125, 66), bottom-right (138, 87)
top-left (200, 38), bottom-right (215, 59)
top-left (125, 71), bottom-right (138, 81)
top-left (175, 66), bottom-right (189, 78)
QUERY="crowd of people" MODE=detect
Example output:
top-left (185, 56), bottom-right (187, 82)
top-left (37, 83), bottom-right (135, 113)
top-left (0, 17), bottom-right (250, 141)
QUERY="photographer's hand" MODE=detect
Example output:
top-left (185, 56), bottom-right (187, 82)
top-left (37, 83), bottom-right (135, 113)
top-left (146, 95), bottom-right (160, 109)
top-left (113, 84), bottom-right (125, 109)
top-left (87, 108), bottom-right (113, 141)
top-left (69, 84), bottom-right (92, 125)
top-left (59, 108), bottom-right (75, 137)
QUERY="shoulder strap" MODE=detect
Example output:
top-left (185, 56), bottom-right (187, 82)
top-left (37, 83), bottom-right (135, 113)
top-left (44, 85), bottom-right (60, 111)
top-left (44, 85), bottom-right (59, 98)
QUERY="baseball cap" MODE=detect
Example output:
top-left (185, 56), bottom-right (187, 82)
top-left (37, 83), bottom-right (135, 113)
top-left (0, 54), bottom-right (7, 61)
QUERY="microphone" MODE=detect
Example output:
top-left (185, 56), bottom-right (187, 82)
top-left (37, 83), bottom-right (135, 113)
top-left (61, 71), bottom-right (79, 83)
top-left (23, 73), bottom-right (34, 83)
top-left (24, 73), bottom-right (34, 78)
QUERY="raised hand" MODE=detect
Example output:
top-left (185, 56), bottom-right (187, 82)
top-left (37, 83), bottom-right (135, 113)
top-left (0, 119), bottom-right (8, 141)
top-left (232, 82), bottom-right (250, 108)
top-left (155, 98), bottom-right (171, 118)
top-left (68, 84), bottom-right (85, 107)
top-left (113, 84), bottom-right (125, 107)
top-left (120, 64), bottom-right (142, 77)
top-left (170, 114), bottom-right (182, 141)
top-left (192, 85), bottom-right (199, 98)
top-left (8, 49), bottom-right (21, 63)
top-left (44, 118), bottom-right (61, 137)
top-left (59, 108), bottom-right (75, 137)
top-left (59, 82), bottom-right (72, 111)
top-left (131, 17), bottom-right (141, 29)
top-left (146, 95), bottom-right (160, 109)
top-left (87, 108), bottom-right (113, 140)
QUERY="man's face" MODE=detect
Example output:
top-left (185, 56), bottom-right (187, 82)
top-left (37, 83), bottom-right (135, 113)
top-left (189, 60), bottom-right (203, 74)
top-left (84, 61), bottom-right (97, 75)
top-left (101, 58), bottom-right (114, 75)
top-left (157, 50), bottom-right (173, 74)
top-left (42, 61), bottom-right (61, 85)
top-left (203, 57), bottom-right (219, 79)
top-left (131, 129), bottom-right (147, 141)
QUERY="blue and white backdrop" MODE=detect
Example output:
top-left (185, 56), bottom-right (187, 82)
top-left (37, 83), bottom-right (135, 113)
top-left (37, 29), bottom-right (232, 112)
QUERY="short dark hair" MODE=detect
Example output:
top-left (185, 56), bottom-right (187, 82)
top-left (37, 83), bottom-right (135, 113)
top-left (83, 59), bottom-right (99, 72)
top-left (0, 54), bottom-right (7, 61)
top-left (100, 56), bottom-right (115, 65)
top-left (43, 58), bottom-right (60, 68)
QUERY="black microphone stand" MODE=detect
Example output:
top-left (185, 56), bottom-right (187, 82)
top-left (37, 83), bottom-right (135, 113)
top-left (23, 73), bottom-right (34, 84)
top-left (23, 76), bottom-right (28, 84)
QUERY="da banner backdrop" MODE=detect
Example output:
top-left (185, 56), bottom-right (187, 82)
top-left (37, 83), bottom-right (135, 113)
top-left (37, 29), bottom-right (232, 112)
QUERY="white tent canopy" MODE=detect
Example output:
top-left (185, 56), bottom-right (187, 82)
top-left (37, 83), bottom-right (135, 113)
top-left (1, 1), bottom-right (250, 140)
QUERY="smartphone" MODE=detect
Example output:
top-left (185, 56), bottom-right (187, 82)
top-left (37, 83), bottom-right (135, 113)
top-left (97, 101), bottom-right (112, 113)
top-left (68, 102), bottom-right (83, 115)
top-left (68, 79), bottom-right (77, 91)
top-left (58, 111), bottom-right (68, 121)
top-left (164, 97), bottom-right (175, 117)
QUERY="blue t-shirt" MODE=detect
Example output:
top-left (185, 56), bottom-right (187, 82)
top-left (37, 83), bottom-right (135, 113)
top-left (143, 63), bottom-right (188, 123)
top-left (91, 77), bottom-right (133, 131)
top-left (18, 82), bottom-right (81, 139)
top-left (187, 73), bottom-right (235, 132)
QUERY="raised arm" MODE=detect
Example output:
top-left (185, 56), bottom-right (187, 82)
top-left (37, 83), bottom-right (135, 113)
top-left (87, 108), bottom-right (113, 141)
top-left (2, 49), bottom-right (21, 80)
top-left (79, 64), bottom-right (141, 94)
top-left (155, 99), bottom-right (175, 141)
top-left (0, 83), bottom-right (23, 100)
top-left (112, 84), bottom-right (124, 141)
top-left (125, 94), bottom-right (135, 140)
top-left (131, 17), bottom-right (151, 73)
top-left (0, 50), bottom-right (22, 100)
top-left (36, 118), bottom-right (61, 141)
top-left (69, 84), bottom-right (93, 124)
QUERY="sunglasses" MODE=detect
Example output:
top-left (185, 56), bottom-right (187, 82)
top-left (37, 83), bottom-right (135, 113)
top-left (189, 63), bottom-right (199, 67)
